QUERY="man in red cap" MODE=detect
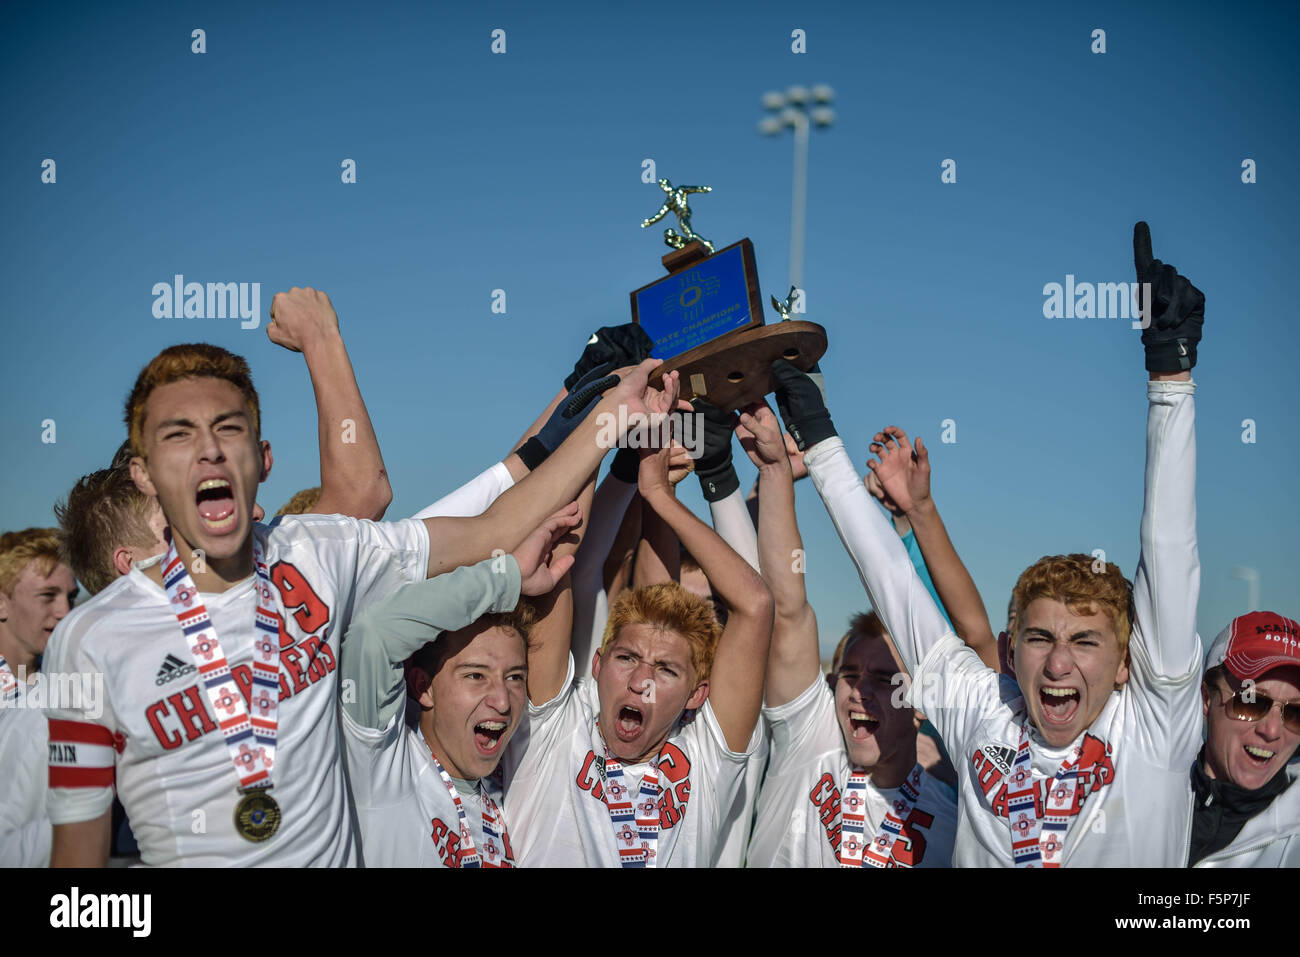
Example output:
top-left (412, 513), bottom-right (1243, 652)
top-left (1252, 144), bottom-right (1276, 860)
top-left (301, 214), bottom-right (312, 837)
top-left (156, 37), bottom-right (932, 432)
top-left (1191, 611), bottom-right (1300, 866)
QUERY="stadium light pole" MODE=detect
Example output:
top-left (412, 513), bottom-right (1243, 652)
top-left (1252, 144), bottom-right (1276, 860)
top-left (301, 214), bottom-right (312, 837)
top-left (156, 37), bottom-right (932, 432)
top-left (1231, 566), bottom-right (1260, 612)
top-left (758, 84), bottom-right (835, 294)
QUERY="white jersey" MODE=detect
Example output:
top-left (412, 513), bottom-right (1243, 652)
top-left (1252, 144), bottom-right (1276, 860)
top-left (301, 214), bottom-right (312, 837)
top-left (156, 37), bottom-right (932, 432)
top-left (1195, 766), bottom-right (1300, 868)
top-left (343, 713), bottom-right (511, 867)
top-left (804, 382), bottom-right (1203, 867)
top-left (503, 655), bottom-right (760, 867)
top-left (0, 701), bottom-right (51, 866)
top-left (748, 677), bottom-right (957, 868)
top-left (43, 515), bottom-right (429, 866)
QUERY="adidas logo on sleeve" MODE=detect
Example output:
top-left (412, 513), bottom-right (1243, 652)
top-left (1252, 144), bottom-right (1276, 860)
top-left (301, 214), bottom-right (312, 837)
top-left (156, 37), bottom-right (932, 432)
top-left (154, 654), bottom-right (196, 686)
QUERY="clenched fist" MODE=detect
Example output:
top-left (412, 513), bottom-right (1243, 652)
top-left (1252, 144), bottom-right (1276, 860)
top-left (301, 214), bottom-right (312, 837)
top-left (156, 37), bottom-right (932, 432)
top-left (267, 286), bottom-right (341, 354)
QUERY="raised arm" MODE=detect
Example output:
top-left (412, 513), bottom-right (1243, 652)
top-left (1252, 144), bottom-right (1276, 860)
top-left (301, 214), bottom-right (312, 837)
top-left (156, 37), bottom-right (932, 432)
top-left (631, 442), bottom-right (693, 588)
top-left (419, 362), bottom-right (676, 578)
top-left (525, 474), bottom-right (598, 706)
top-left (637, 440), bottom-right (773, 752)
top-left (1130, 221), bottom-right (1203, 681)
top-left (771, 359), bottom-right (953, 677)
top-left (867, 426), bottom-right (997, 669)
top-left (734, 399), bottom-right (820, 707)
top-left (569, 455), bottom-right (639, 670)
top-left (266, 287), bottom-right (392, 520)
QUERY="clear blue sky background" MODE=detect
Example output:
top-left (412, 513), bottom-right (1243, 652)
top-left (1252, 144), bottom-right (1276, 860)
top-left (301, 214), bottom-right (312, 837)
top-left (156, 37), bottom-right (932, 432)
top-left (3, 0), bottom-right (1296, 656)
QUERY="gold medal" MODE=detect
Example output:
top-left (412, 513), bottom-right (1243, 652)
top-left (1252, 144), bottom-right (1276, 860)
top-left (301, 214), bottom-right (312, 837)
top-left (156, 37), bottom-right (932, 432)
top-left (234, 790), bottom-right (281, 843)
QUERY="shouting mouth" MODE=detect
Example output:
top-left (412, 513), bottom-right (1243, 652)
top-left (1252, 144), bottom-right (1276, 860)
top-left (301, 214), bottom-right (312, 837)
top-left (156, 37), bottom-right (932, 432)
top-left (848, 710), bottom-right (879, 740)
top-left (474, 720), bottom-right (508, 755)
top-left (1039, 686), bottom-right (1080, 725)
top-left (615, 705), bottom-right (645, 741)
top-left (196, 478), bottom-right (237, 533)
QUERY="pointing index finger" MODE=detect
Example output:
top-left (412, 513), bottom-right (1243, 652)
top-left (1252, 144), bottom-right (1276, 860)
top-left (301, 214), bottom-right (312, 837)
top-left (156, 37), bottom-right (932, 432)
top-left (1133, 221), bottom-right (1154, 276)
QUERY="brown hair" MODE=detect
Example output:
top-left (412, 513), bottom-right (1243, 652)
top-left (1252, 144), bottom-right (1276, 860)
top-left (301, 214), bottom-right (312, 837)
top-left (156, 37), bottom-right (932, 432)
top-left (125, 344), bottom-right (261, 457)
top-left (0, 528), bottom-right (63, 594)
top-left (54, 467), bottom-right (157, 594)
top-left (1011, 554), bottom-right (1135, 656)
top-left (600, 582), bottom-right (723, 682)
top-left (830, 611), bottom-right (888, 674)
top-left (410, 603), bottom-right (539, 678)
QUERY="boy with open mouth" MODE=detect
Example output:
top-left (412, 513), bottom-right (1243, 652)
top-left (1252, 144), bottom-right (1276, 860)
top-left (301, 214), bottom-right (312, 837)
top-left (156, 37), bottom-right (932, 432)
top-left (734, 391), bottom-right (958, 868)
top-left (339, 507), bottom-right (580, 867)
top-left (501, 429), bottom-right (773, 867)
top-left (41, 287), bottom-right (670, 866)
top-left (789, 223), bottom-right (1206, 866)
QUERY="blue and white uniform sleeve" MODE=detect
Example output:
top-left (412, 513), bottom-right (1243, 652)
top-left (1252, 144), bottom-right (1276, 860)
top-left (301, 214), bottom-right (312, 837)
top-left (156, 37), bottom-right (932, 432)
top-left (340, 557), bottom-right (522, 731)
top-left (409, 460), bottom-right (515, 520)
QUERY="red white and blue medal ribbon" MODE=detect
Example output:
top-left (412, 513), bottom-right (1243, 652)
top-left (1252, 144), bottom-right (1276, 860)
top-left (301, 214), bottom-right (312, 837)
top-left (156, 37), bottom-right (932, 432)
top-left (0, 654), bottom-right (19, 703)
top-left (1006, 722), bottom-right (1082, 867)
top-left (838, 762), bottom-right (925, 868)
top-left (602, 751), bottom-right (661, 868)
top-left (592, 722), bottom-right (662, 868)
top-left (162, 537), bottom-right (281, 793)
top-left (428, 751), bottom-right (514, 868)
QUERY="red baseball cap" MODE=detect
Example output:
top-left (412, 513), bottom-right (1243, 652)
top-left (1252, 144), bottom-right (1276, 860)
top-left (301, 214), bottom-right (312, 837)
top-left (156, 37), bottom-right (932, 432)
top-left (1205, 611), bottom-right (1300, 681)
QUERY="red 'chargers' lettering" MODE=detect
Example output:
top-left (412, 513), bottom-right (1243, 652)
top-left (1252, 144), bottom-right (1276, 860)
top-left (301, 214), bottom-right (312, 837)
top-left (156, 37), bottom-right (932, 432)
top-left (575, 751), bottom-right (606, 801)
top-left (984, 733), bottom-right (1114, 820)
top-left (809, 771), bottom-right (843, 852)
top-left (657, 742), bottom-right (691, 830)
top-left (430, 817), bottom-right (463, 867)
top-left (142, 563), bottom-right (338, 750)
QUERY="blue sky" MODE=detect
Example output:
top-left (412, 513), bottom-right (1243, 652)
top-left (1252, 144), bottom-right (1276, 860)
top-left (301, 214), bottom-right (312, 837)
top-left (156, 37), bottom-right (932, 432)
top-left (2, 0), bottom-right (1296, 655)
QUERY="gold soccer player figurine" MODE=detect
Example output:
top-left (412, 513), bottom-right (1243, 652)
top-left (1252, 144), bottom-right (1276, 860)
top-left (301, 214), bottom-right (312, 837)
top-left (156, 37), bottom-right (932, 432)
top-left (641, 178), bottom-right (715, 253)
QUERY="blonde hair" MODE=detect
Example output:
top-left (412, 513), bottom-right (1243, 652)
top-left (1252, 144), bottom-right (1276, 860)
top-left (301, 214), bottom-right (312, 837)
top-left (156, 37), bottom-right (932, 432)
top-left (126, 344), bottom-right (261, 457)
top-left (0, 528), bottom-right (63, 594)
top-left (601, 582), bottom-right (723, 682)
top-left (1011, 554), bottom-right (1135, 656)
top-left (276, 487), bottom-right (322, 517)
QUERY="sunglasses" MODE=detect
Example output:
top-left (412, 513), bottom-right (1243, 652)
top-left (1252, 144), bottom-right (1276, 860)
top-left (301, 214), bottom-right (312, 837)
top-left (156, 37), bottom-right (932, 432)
top-left (1214, 678), bottom-right (1300, 734)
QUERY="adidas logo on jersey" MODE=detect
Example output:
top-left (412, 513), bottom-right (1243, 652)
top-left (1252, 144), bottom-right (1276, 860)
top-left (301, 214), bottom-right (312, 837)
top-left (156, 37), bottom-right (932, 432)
top-left (981, 745), bottom-right (1016, 776)
top-left (155, 654), bottom-right (196, 686)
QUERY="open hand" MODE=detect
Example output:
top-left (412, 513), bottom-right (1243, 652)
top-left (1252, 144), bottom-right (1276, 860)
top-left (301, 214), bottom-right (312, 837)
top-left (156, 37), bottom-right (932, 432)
top-left (512, 503), bottom-right (582, 596)
top-left (866, 426), bottom-right (931, 515)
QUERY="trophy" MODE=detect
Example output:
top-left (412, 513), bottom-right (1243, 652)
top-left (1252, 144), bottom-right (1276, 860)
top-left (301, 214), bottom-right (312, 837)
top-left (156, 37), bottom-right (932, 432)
top-left (630, 178), bottom-right (827, 411)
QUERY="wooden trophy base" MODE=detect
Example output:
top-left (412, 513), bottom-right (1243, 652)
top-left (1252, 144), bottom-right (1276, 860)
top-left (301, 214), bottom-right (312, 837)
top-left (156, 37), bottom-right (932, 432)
top-left (650, 320), bottom-right (827, 412)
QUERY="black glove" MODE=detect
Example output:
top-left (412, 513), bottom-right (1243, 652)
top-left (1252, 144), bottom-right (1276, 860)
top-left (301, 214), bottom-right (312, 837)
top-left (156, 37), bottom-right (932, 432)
top-left (692, 399), bottom-right (740, 502)
top-left (609, 446), bottom-right (639, 484)
top-left (564, 323), bottom-right (656, 391)
top-left (771, 359), bottom-right (836, 451)
top-left (516, 365), bottom-right (614, 471)
top-left (1134, 221), bottom-right (1205, 374)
